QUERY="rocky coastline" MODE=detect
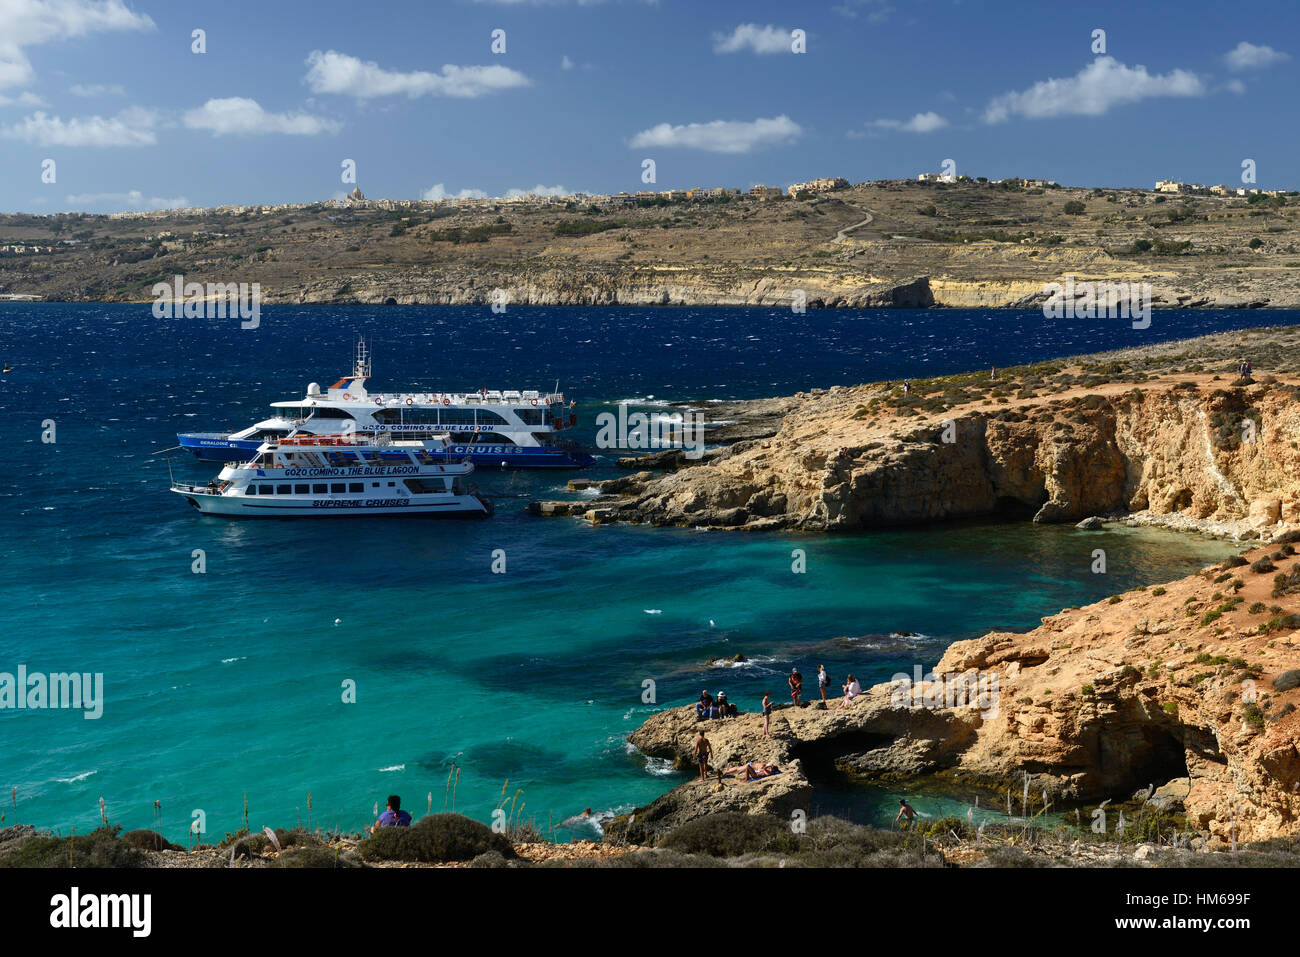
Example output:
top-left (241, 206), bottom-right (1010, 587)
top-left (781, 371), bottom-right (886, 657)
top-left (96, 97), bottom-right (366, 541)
top-left (541, 327), bottom-right (1300, 850)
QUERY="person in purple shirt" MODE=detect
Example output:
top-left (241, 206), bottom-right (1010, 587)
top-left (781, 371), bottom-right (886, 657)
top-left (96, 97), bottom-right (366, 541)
top-left (371, 794), bottom-right (412, 832)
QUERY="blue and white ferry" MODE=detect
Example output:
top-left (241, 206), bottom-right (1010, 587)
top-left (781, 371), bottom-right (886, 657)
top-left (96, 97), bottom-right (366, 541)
top-left (178, 340), bottom-right (594, 468)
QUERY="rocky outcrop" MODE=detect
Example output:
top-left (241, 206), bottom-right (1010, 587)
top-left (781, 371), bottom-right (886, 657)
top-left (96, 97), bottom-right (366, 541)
top-left (558, 377), bottom-right (1300, 536)
top-left (620, 544), bottom-right (1300, 843)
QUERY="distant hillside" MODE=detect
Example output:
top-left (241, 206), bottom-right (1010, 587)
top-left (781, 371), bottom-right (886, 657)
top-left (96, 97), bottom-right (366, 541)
top-left (2, 181), bottom-right (1299, 308)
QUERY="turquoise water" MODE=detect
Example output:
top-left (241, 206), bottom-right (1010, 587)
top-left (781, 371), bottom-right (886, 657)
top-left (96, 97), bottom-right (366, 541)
top-left (0, 304), bottom-right (1257, 842)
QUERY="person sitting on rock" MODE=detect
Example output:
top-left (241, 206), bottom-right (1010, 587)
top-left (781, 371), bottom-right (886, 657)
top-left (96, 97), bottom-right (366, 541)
top-left (371, 795), bottom-right (412, 832)
top-left (841, 674), bottom-right (862, 707)
top-left (696, 689), bottom-right (714, 721)
top-left (716, 690), bottom-right (737, 718)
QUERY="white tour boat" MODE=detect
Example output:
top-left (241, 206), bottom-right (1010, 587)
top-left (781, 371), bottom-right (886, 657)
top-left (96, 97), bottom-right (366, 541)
top-left (171, 433), bottom-right (493, 518)
top-left (178, 339), bottom-right (594, 469)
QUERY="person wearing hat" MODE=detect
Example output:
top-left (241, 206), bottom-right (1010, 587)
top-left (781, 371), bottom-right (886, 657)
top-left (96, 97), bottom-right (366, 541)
top-left (716, 690), bottom-right (735, 718)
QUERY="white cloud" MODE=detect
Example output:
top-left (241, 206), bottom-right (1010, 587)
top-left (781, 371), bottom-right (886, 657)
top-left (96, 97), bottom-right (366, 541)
top-left (70, 82), bottom-right (125, 97)
top-left (871, 111), bottom-right (948, 133)
top-left (713, 24), bottom-right (790, 55)
top-left (0, 0), bottom-right (154, 91)
top-left (421, 184), bottom-right (488, 201)
top-left (629, 115), bottom-right (801, 153)
top-left (64, 190), bottom-right (188, 212)
top-left (1226, 78), bottom-right (1247, 95)
top-left (304, 50), bottom-right (531, 99)
top-left (0, 90), bottom-right (47, 107)
top-left (983, 56), bottom-right (1204, 123)
top-left (1223, 41), bottom-right (1289, 72)
top-left (182, 97), bottom-right (340, 136)
top-left (833, 0), bottom-right (893, 23)
top-left (504, 184), bottom-right (571, 197)
top-left (561, 55), bottom-right (574, 70)
top-left (0, 107), bottom-right (156, 146)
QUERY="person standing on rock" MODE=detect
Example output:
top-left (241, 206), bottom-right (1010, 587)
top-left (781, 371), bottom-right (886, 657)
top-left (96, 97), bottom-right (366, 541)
top-left (817, 665), bottom-right (829, 703)
top-left (694, 729), bottom-right (713, 781)
top-left (788, 667), bottom-right (804, 707)
top-left (761, 692), bottom-right (773, 738)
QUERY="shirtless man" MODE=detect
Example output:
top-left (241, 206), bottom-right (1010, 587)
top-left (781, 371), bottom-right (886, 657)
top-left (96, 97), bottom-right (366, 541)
top-left (694, 729), bottom-right (713, 781)
top-left (896, 799), bottom-right (919, 831)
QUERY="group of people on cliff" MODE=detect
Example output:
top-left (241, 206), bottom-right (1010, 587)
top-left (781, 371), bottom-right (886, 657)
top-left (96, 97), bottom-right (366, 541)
top-left (695, 665), bottom-right (865, 732)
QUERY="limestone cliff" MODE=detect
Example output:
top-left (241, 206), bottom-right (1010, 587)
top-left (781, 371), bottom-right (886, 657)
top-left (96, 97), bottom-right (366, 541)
top-left (564, 373), bottom-right (1300, 538)
top-left (621, 543), bottom-right (1300, 844)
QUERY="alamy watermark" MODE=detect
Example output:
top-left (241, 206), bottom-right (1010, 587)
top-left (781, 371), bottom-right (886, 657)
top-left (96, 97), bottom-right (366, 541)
top-left (152, 274), bottom-right (260, 329)
top-left (1, 666), bottom-right (103, 719)
top-left (594, 406), bottom-right (705, 459)
top-left (1042, 275), bottom-right (1150, 329)
top-left (890, 665), bottom-right (999, 718)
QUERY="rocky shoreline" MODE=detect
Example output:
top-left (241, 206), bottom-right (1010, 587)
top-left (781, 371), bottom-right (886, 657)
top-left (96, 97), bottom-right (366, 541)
top-left (531, 326), bottom-right (1300, 537)
top-left (612, 538), bottom-right (1300, 849)
top-left (532, 327), bottom-right (1300, 850)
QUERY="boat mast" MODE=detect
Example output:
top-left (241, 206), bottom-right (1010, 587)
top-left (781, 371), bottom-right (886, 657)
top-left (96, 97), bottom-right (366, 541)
top-left (354, 336), bottom-right (371, 379)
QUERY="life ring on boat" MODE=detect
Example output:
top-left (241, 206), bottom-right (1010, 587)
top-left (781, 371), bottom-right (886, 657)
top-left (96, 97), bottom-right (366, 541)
top-left (406, 397), bottom-right (414, 406)
top-left (343, 393), bottom-right (353, 401)
top-left (531, 398), bottom-right (539, 406)
top-left (375, 395), bottom-right (384, 405)
top-left (442, 397), bottom-right (451, 406)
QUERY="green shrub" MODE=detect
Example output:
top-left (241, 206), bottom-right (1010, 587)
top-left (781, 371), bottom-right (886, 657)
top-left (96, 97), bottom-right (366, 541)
top-left (359, 814), bottom-right (513, 863)
top-left (658, 812), bottom-right (796, 857)
top-left (122, 829), bottom-right (182, 852)
top-left (270, 846), bottom-right (365, 868)
top-left (0, 826), bottom-right (146, 869)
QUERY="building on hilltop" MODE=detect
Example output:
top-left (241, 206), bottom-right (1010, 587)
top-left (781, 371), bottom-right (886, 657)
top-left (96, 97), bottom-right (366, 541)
top-left (787, 177), bottom-right (849, 196)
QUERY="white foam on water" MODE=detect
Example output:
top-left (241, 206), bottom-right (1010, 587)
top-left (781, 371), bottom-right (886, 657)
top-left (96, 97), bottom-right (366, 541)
top-left (377, 764), bottom-right (405, 773)
top-left (56, 770), bottom-right (97, 784)
top-left (644, 609), bottom-right (662, 614)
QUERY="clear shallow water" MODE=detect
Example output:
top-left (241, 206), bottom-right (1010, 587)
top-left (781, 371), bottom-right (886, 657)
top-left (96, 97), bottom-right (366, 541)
top-left (0, 304), bottom-right (1269, 841)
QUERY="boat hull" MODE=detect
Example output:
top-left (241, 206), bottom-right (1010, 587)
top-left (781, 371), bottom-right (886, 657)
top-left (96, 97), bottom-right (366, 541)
top-left (172, 487), bottom-right (493, 518)
top-left (177, 432), bottom-right (593, 468)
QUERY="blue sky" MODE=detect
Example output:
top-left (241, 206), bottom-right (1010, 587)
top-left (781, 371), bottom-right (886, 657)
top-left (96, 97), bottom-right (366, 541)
top-left (1, 0), bottom-right (1296, 214)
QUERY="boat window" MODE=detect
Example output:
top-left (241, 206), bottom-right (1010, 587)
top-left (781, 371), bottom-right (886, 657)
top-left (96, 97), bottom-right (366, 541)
top-left (330, 483), bottom-right (345, 493)
top-left (404, 478), bottom-right (445, 493)
top-left (374, 407), bottom-right (508, 426)
top-left (313, 484), bottom-right (327, 494)
top-left (476, 432), bottom-right (515, 445)
top-left (349, 483), bottom-right (363, 493)
top-left (276, 485), bottom-right (291, 495)
top-left (295, 484), bottom-right (309, 494)
top-left (259, 485), bottom-right (274, 495)
top-left (387, 481), bottom-right (395, 487)
top-left (516, 408), bottom-right (544, 425)
top-left (245, 486), bottom-right (258, 495)
top-left (304, 408), bottom-right (355, 420)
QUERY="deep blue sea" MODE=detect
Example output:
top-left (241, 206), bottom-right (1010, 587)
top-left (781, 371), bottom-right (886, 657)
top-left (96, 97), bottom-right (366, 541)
top-left (0, 304), bottom-right (1284, 841)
